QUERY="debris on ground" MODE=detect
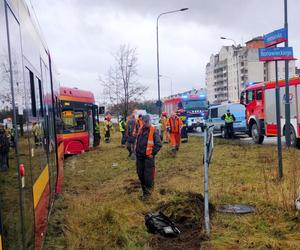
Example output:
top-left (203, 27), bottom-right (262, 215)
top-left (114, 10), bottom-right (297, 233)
top-left (149, 192), bottom-right (214, 250)
top-left (145, 212), bottom-right (180, 237)
top-left (216, 204), bottom-right (256, 214)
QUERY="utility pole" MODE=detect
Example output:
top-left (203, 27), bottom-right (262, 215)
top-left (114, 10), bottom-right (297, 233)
top-left (284, 0), bottom-right (291, 147)
top-left (275, 60), bottom-right (283, 178)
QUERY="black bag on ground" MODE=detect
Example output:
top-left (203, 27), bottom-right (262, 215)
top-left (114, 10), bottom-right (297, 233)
top-left (145, 212), bottom-right (180, 237)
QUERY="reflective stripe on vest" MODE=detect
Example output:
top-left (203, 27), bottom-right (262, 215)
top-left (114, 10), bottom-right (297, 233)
top-left (225, 113), bottom-right (234, 123)
top-left (146, 126), bottom-right (155, 155)
top-left (169, 117), bottom-right (180, 133)
top-left (119, 121), bottom-right (125, 132)
top-left (134, 118), bottom-right (143, 135)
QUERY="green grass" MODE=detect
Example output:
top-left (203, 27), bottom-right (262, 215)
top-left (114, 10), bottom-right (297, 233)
top-left (44, 134), bottom-right (300, 250)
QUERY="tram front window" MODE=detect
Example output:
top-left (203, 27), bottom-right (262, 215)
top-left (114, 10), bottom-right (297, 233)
top-left (62, 110), bottom-right (86, 133)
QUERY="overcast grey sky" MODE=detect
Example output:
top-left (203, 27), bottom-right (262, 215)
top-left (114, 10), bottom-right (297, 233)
top-left (31, 0), bottom-right (299, 101)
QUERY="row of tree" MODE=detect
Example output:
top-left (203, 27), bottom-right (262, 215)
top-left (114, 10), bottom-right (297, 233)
top-left (100, 44), bottom-right (154, 118)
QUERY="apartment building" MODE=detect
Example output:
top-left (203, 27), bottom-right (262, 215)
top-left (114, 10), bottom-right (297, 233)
top-left (206, 37), bottom-right (296, 104)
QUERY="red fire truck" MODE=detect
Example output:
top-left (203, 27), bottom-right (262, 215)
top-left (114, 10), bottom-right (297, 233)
top-left (241, 77), bottom-right (300, 148)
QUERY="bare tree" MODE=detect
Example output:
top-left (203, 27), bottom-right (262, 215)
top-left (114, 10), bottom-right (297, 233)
top-left (100, 44), bottom-right (148, 119)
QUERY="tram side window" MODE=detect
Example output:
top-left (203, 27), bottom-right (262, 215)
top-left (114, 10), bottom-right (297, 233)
top-left (29, 70), bottom-right (37, 117)
top-left (37, 78), bottom-right (44, 117)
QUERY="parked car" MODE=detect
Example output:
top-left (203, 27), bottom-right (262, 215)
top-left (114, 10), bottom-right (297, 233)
top-left (206, 103), bottom-right (247, 137)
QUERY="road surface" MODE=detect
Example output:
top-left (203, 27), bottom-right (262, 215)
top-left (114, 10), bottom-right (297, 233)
top-left (189, 130), bottom-right (287, 146)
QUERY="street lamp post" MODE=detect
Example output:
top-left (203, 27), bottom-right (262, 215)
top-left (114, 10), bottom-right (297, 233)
top-left (156, 8), bottom-right (188, 115)
top-left (159, 74), bottom-right (173, 96)
top-left (284, 0), bottom-right (291, 147)
top-left (220, 37), bottom-right (240, 101)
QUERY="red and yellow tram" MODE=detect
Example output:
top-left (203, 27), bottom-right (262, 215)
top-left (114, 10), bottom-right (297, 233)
top-left (0, 0), bottom-right (63, 249)
top-left (59, 87), bottom-right (100, 155)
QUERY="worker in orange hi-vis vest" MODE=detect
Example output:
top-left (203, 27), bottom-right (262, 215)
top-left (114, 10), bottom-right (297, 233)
top-left (133, 114), bottom-right (143, 137)
top-left (166, 112), bottom-right (183, 156)
top-left (135, 115), bottom-right (162, 201)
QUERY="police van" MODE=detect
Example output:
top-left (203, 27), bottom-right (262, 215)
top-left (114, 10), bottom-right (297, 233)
top-left (206, 103), bottom-right (247, 137)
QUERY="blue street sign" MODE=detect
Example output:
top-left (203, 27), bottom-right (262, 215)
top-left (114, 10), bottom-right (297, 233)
top-left (259, 47), bottom-right (294, 61)
top-left (264, 28), bottom-right (287, 47)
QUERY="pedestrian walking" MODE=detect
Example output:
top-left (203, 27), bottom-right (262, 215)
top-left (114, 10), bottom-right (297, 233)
top-left (126, 114), bottom-right (136, 158)
top-left (160, 112), bottom-right (169, 143)
top-left (119, 117), bottom-right (126, 146)
top-left (166, 112), bottom-right (183, 156)
top-left (104, 116), bottom-right (113, 143)
top-left (0, 124), bottom-right (9, 171)
top-left (135, 115), bottom-right (162, 201)
top-left (221, 109), bottom-right (236, 139)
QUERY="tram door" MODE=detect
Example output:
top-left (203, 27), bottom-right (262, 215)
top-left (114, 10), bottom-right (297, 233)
top-left (87, 108), bottom-right (94, 148)
top-left (0, 4), bottom-right (35, 249)
top-left (92, 105), bottom-right (100, 147)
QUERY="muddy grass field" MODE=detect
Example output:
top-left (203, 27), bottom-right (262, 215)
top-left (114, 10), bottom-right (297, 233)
top-left (44, 134), bottom-right (300, 250)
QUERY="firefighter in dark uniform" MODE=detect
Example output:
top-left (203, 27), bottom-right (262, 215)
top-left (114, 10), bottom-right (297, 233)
top-left (0, 124), bottom-right (9, 171)
top-left (178, 109), bottom-right (188, 143)
top-left (221, 109), bottom-right (236, 139)
top-left (135, 115), bottom-right (162, 201)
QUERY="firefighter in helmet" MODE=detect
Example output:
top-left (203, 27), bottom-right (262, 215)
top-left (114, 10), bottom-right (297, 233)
top-left (104, 114), bottom-right (113, 143)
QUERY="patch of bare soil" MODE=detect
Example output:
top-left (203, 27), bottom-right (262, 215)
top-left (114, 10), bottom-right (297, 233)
top-left (149, 192), bottom-right (213, 250)
top-left (123, 178), bottom-right (141, 194)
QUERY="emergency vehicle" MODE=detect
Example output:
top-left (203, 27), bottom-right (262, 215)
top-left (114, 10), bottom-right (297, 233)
top-left (241, 77), bottom-right (300, 148)
top-left (163, 90), bottom-right (208, 131)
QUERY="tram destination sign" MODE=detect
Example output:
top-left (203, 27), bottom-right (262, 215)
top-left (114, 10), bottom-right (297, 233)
top-left (264, 28), bottom-right (287, 47)
top-left (259, 47), bottom-right (294, 61)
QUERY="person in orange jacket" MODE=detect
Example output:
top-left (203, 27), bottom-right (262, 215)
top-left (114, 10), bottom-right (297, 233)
top-left (160, 112), bottom-right (169, 143)
top-left (133, 114), bottom-right (143, 137)
top-left (166, 111), bottom-right (183, 156)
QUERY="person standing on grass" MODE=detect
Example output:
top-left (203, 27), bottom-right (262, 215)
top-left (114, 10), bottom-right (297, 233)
top-left (126, 114), bottom-right (136, 157)
top-left (133, 114), bottom-right (143, 137)
top-left (221, 109), bottom-right (235, 139)
top-left (166, 112), bottom-right (183, 156)
top-left (135, 115), bottom-right (162, 201)
top-left (119, 116), bottom-right (126, 147)
top-left (159, 112), bottom-right (169, 143)
top-left (178, 109), bottom-right (188, 143)
top-left (104, 115), bottom-right (113, 143)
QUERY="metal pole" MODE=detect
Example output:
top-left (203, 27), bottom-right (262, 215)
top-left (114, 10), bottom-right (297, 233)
top-left (236, 51), bottom-right (240, 100)
top-left (156, 17), bottom-right (161, 115)
top-left (156, 9), bottom-right (188, 115)
top-left (275, 60), bottom-right (283, 179)
top-left (203, 128), bottom-right (210, 236)
top-left (284, 0), bottom-right (291, 147)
